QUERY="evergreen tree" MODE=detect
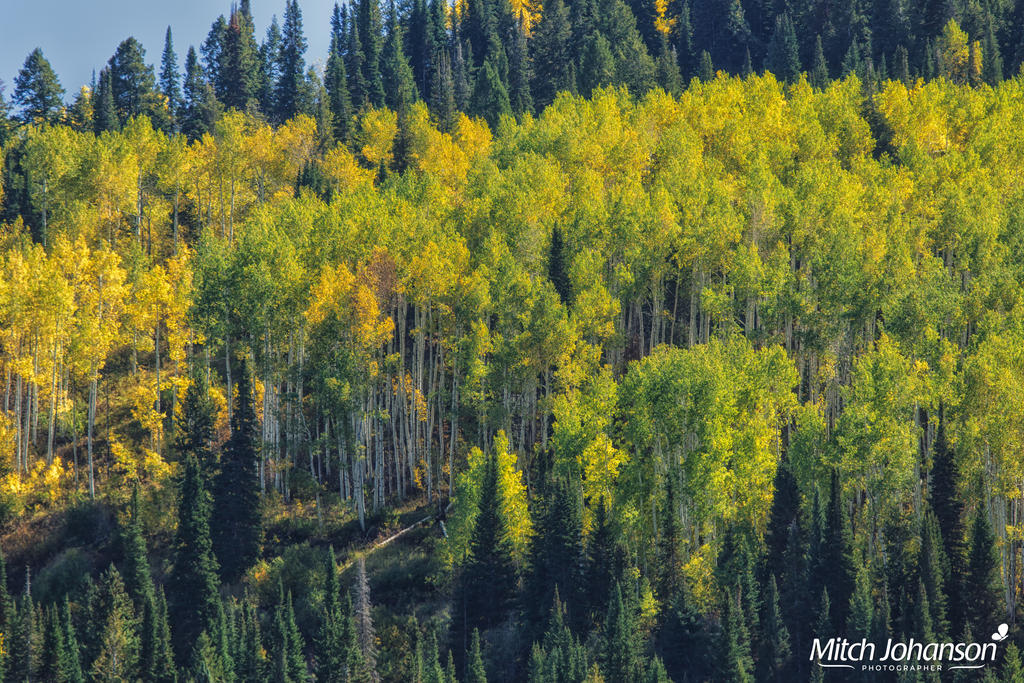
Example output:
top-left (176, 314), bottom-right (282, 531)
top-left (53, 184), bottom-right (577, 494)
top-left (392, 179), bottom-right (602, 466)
top-left (13, 48), bottom-right (65, 124)
top-left (89, 565), bottom-right (141, 682)
top-left (202, 15), bottom-right (230, 95)
top-left (261, 16), bottom-right (284, 113)
top-left (357, 0), bottom-right (387, 108)
top-left (160, 27), bottom-right (182, 128)
top-left (759, 575), bottom-right (791, 681)
top-left (964, 505), bottom-right (1004, 631)
top-left (212, 357), bottom-right (264, 583)
top-left (531, 0), bottom-right (574, 109)
top-left (430, 49), bottom-right (456, 130)
top-left (108, 37), bottom-right (161, 126)
top-left (93, 68), bottom-right (119, 134)
top-left (1002, 643), bottom-right (1023, 682)
top-left (919, 510), bottom-right (950, 638)
top-left (930, 406), bottom-right (965, 630)
top-left (452, 39), bottom-right (471, 112)
top-left (579, 32), bottom-right (615, 95)
top-left (222, 5), bottom-right (262, 110)
top-left (407, 0), bottom-right (433, 99)
top-left (175, 369), bottom-right (217, 478)
top-left (0, 81), bottom-right (12, 146)
top-left (382, 0), bottom-right (417, 113)
top-left (326, 10), bottom-right (353, 143)
top-left (719, 590), bottom-right (754, 683)
top-left (585, 497), bottom-right (625, 623)
top-left (547, 227), bottom-right (573, 305)
top-left (809, 35), bottom-right (829, 87)
top-left (698, 50), bottom-right (715, 80)
top-left (466, 628), bottom-right (487, 683)
top-left (180, 47), bottom-right (220, 139)
top-left (59, 596), bottom-right (84, 683)
top-left (455, 449), bottom-right (517, 657)
top-left (471, 57), bottom-right (511, 128)
top-left (657, 476), bottom-right (685, 601)
top-left (656, 38), bottom-right (683, 96)
top-left (6, 590), bottom-right (33, 683)
top-left (818, 470), bottom-right (855, 630)
top-left (507, 16), bottom-right (533, 115)
top-left (603, 583), bottom-right (642, 682)
top-left (847, 563), bottom-right (873, 642)
top-left (316, 547), bottom-right (349, 682)
top-left (39, 605), bottom-right (62, 682)
top-left (768, 13), bottom-right (802, 82)
top-left (894, 45), bottom-right (911, 84)
top-left (527, 478), bottom-right (584, 633)
top-left (168, 455), bottom-right (222, 665)
top-left (0, 547), bottom-right (11, 638)
top-left (276, 0), bottom-right (310, 122)
top-left (657, 580), bottom-right (715, 681)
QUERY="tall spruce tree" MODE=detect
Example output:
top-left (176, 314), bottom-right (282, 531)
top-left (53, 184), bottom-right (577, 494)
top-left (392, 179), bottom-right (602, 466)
top-left (180, 47), bottom-right (220, 139)
top-left (326, 7), bottom-right (353, 143)
top-left (768, 13), bottom-right (802, 82)
top-left (964, 505), bottom-right (1004, 631)
top-left (261, 16), bottom-right (283, 113)
top-left (222, 6), bottom-right (262, 110)
top-left (357, 0), bottom-right (387, 107)
top-left (604, 583), bottom-right (642, 682)
top-left (818, 470), bottom-right (855, 630)
top-left (60, 595), bottom-right (84, 683)
top-left (160, 28), bottom-right (182, 128)
top-left (174, 369), bottom-right (216, 478)
top-left (507, 16), bottom-right (533, 115)
top-left (353, 556), bottom-right (379, 682)
top-left (759, 575), bottom-right (791, 681)
top-left (168, 455), bottom-right (222, 665)
top-left (275, 0), bottom-right (310, 122)
top-left (13, 48), bottom-right (65, 124)
top-left (382, 0), bottom-right (417, 113)
top-left (527, 478), bottom-right (584, 633)
top-left (466, 628), bottom-right (487, 683)
top-left (108, 38), bottom-right (161, 126)
top-left (211, 357), bottom-right (264, 582)
top-left (470, 57), bottom-right (511, 127)
top-left (531, 0), bottom-right (574, 109)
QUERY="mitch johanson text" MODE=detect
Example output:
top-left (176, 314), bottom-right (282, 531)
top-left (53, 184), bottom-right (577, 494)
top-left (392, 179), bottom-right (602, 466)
top-left (810, 637), bottom-right (999, 666)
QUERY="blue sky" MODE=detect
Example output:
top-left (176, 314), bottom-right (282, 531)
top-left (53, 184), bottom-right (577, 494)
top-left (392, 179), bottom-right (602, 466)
top-left (1, 0), bottom-right (338, 102)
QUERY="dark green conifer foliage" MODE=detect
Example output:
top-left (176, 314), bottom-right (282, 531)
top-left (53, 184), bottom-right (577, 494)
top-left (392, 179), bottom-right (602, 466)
top-left (6, 590), bottom-right (33, 682)
top-left (1002, 643), bottom-right (1024, 681)
top-left (462, 0), bottom-right (496, 69)
top-left (719, 591), bottom-right (753, 683)
top-left (585, 497), bottom-right (625, 622)
top-left (326, 6), bottom-right (353, 143)
top-left (168, 455), bottom-right (222, 664)
top-left (39, 605), bottom-right (62, 682)
top-left (644, 656), bottom-right (670, 683)
top-left (353, 556), bottom-right (379, 681)
top-left (0, 83), bottom-right (12, 146)
top-left (203, 15), bottom-right (230, 94)
top-left (261, 17), bottom-right (283, 112)
top-left (382, 0), bottom-right (417, 113)
top-left (819, 470), bottom-right (855, 629)
top-left (964, 505), bottom-right (1004, 631)
top-left (758, 575), bottom-right (791, 681)
top-left (316, 547), bottom-right (349, 682)
top-left (528, 478), bottom-right (584, 633)
top-left (59, 596), bottom-right (84, 683)
top-left (457, 450), bottom-right (516, 646)
top-left (698, 50), bottom-right (715, 80)
top-left (276, 0), bottom-right (310, 122)
top-left (160, 28), bottom-right (182, 127)
top-left (270, 584), bottom-right (308, 683)
top-left (222, 6), bottom-right (262, 110)
top-left (108, 38), bottom-right (160, 125)
top-left (181, 47), bottom-right (221, 140)
top-left (430, 49), bottom-right (457, 130)
top-left (466, 628), bottom-right (487, 683)
top-left (531, 0), bottom-right (574, 109)
top-left (212, 357), bottom-right (264, 583)
top-left (768, 13), bottom-right (801, 82)
top-left (452, 39), bottom-right (471, 111)
top-left (408, 0), bottom-right (433, 98)
top-left (603, 583), bottom-right (642, 682)
top-left (13, 48), bottom-right (65, 124)
top-left (894, 45), bottom-right (911, 85)
top-left (847, 563), bottom-right (872, 642)
top-left (657, 476), bottom-right (685, 600)
top-left (357, 0), bottom-right (387, 108)
top-left (90, 565), bottom-right (141, 681)
top-left (347, 17), bottom-right (369, 110)
top-left (919, 510), bottom-right (950, 638)
top-left (547, 227), bottom-right (573, 305)
top-left (507, 16), bottom-right (533, 115)
top-left (175, 369), bottom-right (216, 479)
top-left (657, 581), bottom-right (714, 681)
top-left (579, 32), bottom-right (615, 95)
top-left (930, 407), bottom-right (965, 630)
top-left (0, 547), bottom-right (11, 637)
top-left (121, 486), bottom-right (155, 612)
top-left (656, 38), bottom-right (683, 95)
top-left (911, 579), bottom-right (935, 642)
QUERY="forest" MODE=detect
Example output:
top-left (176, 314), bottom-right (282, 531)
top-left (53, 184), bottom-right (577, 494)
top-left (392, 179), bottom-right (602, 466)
top-left (2, 0), bottom-right (1024, 681)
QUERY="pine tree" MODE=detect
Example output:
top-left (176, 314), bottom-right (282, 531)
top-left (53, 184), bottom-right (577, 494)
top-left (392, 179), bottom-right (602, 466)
top-left (203, 15), bottom-right (230, 95)
top-left (527, 478), bottom-right (584, 633)
top-left (168, 455), bottom-right (222, 665)
top-left (212, 357), bottom-right (264, 583)
top-left (507, 16), bottom-right (533, 115)
top-left (108, 37), bottom-right (161, 126)
top-left (430, 49), bottom-right (456, 130)
top-left (810, 35), bottom-right (829, 87)
top-left (919, 510), bottom-right (950, 638)
top-left (452, 39), bottom-right (471, 111)
top-left (768, 13), bottom-right (801, 82)
top-left (964, 505), bottom-right (1004, 631)
top-left (175, 369), bottom-right (217, 479)
top-left (531, 0), bottom-right (574, 109)
top-left (13, 48), bottom-right (65, 124)
top-left (698, 50), bottom-right (714, 80)
top-left (657, 476), bottom-right (685, 601)
top-left (847, 563), bottom-right (873, 642)
top-left (222, 5), bottom-right (262, 110)
top-left (471, 57), bottom-right (511, 128)
top-left (326, 10), bottom-right (353, 143)
top-left (930, 406), bottom-right (965, 631)
top-left (602, 583), bottom-right (642, 682)
top-left (160, 28), bottom-right (182, 128)
top-left (0, 546), bottom-right (11, 638)
top-left (656, 38), bottom-right (683, 96)
top-left (89, 565), bottom-right (141, 681)
top-left (579, 32), bottom-right (615, 95)
top-left (0, 81), bottom-right (12, 146)
top-left (357, 0), bottom-right (387, 108)
top-left (316, 547), bottom-right (349, 682)
top-left (149, 587), bottom-right (175, 683)
top-left (466, 628), bottom-right (487, 683)
top-left (719, 590), bottom-right (754, 683)
top-left (818, 470), bottom-right (855, 630)
top-left (455, 449), bottom-right (517, 657)
top-left (180, 47), bottom-right (220, 140)
top-left (59, 596), bottom-right (84, 683)
top-left (1002, 643), bottom-right (1023, 681)
top-left (276, 0), bottom-right (310, 122)
top-left (758, 575), bottom-right (791, 681)
top-left (585, 497), bottom-right (625, 623)
top-left (39, 604), bottom-right (62, 682)
top-left (894, 45), bottom-right (911, 84)
top-left (382, 0), bottom-right (417, 113)
top-left (7, 590), bottom-right (34, 683)
top-left (261, 16), bottom-right (283, 113)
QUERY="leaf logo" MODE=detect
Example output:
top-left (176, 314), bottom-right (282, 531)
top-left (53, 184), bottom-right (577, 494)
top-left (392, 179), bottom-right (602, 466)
top-left (991, 624), bottom-right (1009, 642)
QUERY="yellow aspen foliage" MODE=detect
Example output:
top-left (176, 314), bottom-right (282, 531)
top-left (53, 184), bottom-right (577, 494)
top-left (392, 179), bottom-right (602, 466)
top-left (355, 108), bottom-right (398, 169)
